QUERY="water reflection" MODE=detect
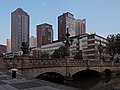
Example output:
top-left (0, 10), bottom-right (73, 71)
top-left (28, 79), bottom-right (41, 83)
top-left (65, 78), bottom-right (100, 89)
top-left (36, 74), bottom-right (120, 90)
top-left (104, 76), bottom-right (111, 83)
top-left (65, 77), bottom-right (120, 90)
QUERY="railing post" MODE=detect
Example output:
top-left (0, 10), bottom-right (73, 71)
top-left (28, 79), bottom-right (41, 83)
top-left (86, 59), bottom-right (90, 69)
top-left (112, 61), bottom-right (114, 66)
top-left (100, 60), bottom-right (103, 66)
top-left (66, 57), bottom-right (71, 78)
top-left (64, 57), bottom-right (73, 80)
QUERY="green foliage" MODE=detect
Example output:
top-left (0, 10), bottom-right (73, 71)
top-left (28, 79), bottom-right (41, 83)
top-left (106, 34), bottom-right (116, 56)
top-left (74, 50), bottom-right (83, 60)
top-left (97, 41), bottom-right (106, 59)
top-left (52, 46), bottom-right (67, 58)
top-left (105, 33), bottom-right (120, 60)
top-left (41, 52), bottom-right (49, 58)
top-left (61, 35), bottom-right (66, 41)
top-left (21, 42), bottom-right (29, 54)
top-left (115, 34), bottom-right (120, 54)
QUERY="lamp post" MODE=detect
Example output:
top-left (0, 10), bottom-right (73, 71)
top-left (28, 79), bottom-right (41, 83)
top-left (61, 28), bottom-right (73, 79)
top-left (62, 28), bottom-right (73, 57)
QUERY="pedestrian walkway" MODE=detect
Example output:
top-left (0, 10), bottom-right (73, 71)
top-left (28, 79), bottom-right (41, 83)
top-left (0, 70), bottom-right (80, 90)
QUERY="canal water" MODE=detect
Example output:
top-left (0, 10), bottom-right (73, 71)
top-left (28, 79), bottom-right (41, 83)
top-left (64, 77), bottom-right (120, 90)
top-left (36, 73), bottom-right (120, 90)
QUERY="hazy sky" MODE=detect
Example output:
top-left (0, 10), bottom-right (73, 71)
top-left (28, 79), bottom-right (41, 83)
top-left (0, 0), bottom-right (120, 45)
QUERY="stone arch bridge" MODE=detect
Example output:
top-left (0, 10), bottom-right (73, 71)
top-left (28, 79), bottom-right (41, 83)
top-left (3, 57), bottom-right (120, 78)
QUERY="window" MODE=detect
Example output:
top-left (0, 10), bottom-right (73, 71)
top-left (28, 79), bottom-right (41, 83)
top-left (87, 50), bottom-right (95, 54)
top-left (88, 45), bottom-right (95, 49)
top-left (88, 40), bottom-right (95, 44)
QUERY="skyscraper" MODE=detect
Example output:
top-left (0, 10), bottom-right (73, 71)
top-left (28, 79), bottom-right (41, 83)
top-left (11, 8), bottom-right (29, 52)
top-left (75, 19), bottom-right (86, 35)
top-left (58, 12), bottom-right (75, 40)
top-left (37, 23), bottom-right (53, 48)
top-left (58, 12), bottom-right (86, 41)
top-left (6, 39), bottom-right (11, 53)
top-left (29, 36), bottom-right (37, 48)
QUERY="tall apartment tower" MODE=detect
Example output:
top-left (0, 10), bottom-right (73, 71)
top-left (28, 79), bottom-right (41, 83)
top-left (58, 12), bottom-right (75, 40)
top-left (37, 23), bottom-right (53, 48)
top-left (29, 36), bottom-right (37, 48)
top-left (11, 8), bottom-right (29, 52)
top-left (6, 39), bottom-right (11, 53)
top-left (75, 19), bottom-right (86, 35)
top-left (58, 12), bottom-right (86, 41)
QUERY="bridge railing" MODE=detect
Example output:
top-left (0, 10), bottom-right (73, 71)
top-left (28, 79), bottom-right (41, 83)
top-left (30, 58), bottom-right (67, 67)
top-left (114, 62), bottom-right (120, 67)
top-left (89, 61), bottom-right (101, 67)
top-left (102, 61), bottom-right (113, 67)
top-left (69, 59), bottom-right (87, 67)
top-left (3, 57), bottom-right (120, 70)
top-left (3, 57), bottom-right (23, 69)
top-left (3, 57), bottom-right (68, 69)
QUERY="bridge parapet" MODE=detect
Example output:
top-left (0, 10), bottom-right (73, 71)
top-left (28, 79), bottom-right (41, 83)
top-left (102, 61), bottom-right (113, 67)
top-left (3, 57), bottom-right (68, 69)
top-left (3, 57), bottom-right (120, 78)
top-left (31, 58), bottom-right (67, 68)
top-left (114, 62), bottom-right (120, 67)
top-left (69, 59), bottom-right (87, 67)
top-left (89, 61), bottom-right (101, 67)
top-left (3, 57), bottom-right (120, 70)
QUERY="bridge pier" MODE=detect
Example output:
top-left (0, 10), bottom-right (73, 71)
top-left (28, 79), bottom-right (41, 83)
top-left (66, 57), bottom-right (70, 77)
top-left (100, 60), bottom-right (103, 66)
top-left (112, 61), bottom-right (114, 66)
top-left (64, 57), bottom-right (73, 81)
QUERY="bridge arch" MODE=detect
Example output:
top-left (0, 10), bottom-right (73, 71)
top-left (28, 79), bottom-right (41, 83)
top-left (35, 72), bottom-right (64, 84)
top-left (103, 69), bottom-right (112, 76)
top-left (32, 67), bottom-right (66, 78)
top-left (72, 69), bottom-right (100, 80)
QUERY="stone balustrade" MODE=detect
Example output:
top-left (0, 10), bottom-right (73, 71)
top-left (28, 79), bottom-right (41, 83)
top-left (3, 57), bottom-right (120, 70)
top-left (2, 57), bottom-right (120, 78)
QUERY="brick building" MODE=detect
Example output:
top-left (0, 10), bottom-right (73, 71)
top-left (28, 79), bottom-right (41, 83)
top-left (0, 44), bottom-right (7, 56)
top-left (37, 23), bottom-right (53, 48)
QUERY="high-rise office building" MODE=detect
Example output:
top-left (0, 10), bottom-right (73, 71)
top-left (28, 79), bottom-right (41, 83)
top-left (6, 39), bottom-right (11, 53)
top-left (11, 8), bottom-right (29, 52)
top-left (37, 23), bottom-right (53, 47)
top-left (58, 12), bottom-right (86, 41)
top-left (58, 12), bottom-right (75, 40)
top-left (75, 19), bottom-right (86, 35)
top-left (29, 36), bottom-right (37, 48)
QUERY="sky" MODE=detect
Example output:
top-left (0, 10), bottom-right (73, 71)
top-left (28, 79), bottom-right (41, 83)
top-left (0, 0), bottom-right (120, 45)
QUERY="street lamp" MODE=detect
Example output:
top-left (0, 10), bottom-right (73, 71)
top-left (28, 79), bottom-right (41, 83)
top-left (61, 28), bottom-right (73, 57)
top-left (61, 28), bottom-right (73, 78)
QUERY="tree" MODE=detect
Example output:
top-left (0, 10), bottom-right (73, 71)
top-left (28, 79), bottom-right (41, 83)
top-left (21, 42), bottom-right (29, 54)
top-left (41, 52), bottom-right (49, 58)
top-left (74, 50), bottom-right (83, 60)
top-left (106, 34), bottom-right (116, 61)
top-left (97, 41), bottom-right (104, 59)
top-left (115, 34), bottom-right (120, 54)
top-left (52, 46), bottom-right (67, 58)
